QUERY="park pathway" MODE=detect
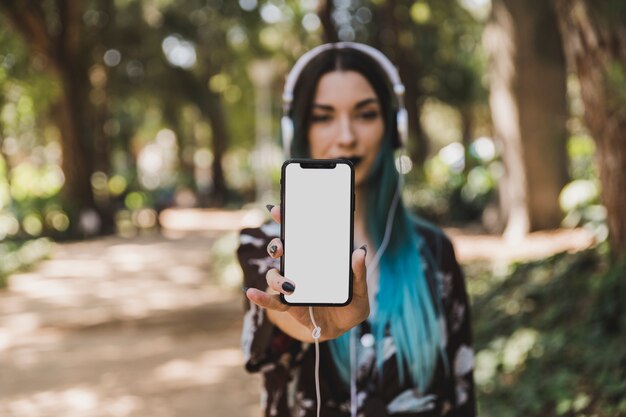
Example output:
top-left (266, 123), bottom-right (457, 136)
top-left (0, 207), bottom-right (593, 417)
top-left (0, 209), bottom-right (265, 417)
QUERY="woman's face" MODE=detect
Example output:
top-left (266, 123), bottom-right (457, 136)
top-left (307, 70), bottom-right (385, 187)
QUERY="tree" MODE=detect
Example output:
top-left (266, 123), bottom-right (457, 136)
top-left (377, 0), bottom-right (430, 166)
top-left (316, 0), bottom-right (484, 168)
top-left (318, 0), bottom-right (339, 43)
top-left (117, 0), bottom-right (273, 205)
top-left (554, 0), bottom-right (626, 259)
top-left (484, 0), bottom-right (569, 239)
top-left (0, 1), bottom-right (115, 234)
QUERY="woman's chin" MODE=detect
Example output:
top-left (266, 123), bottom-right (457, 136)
top-left (354, 170), bottom-right (367, 189)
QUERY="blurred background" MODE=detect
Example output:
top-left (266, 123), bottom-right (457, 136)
top-left (0, 1), bottom-right (625, 416)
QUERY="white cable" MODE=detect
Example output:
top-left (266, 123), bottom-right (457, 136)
top-left (309, 306), bottom-right (322, 417)
top-left (348, 151), bottom-right (406, 417)
top-left (350, 327), bottom-right (357, 417)
top-left (349, 186), bottom-right (399, 417)
top-left (366, 160), bottom-right (403, 275)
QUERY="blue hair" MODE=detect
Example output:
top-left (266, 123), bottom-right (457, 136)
top-left (327, 138), bottom-right (446, 392)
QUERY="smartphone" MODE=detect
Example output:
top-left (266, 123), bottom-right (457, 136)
top-left (280, 159), bottom-right (354, 306)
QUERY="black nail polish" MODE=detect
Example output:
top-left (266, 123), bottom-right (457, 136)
top-left (359, 244), bottom-right (368, 256)
top-left (266, 204), bottom-right (274, 213)
top-left (282, 282), bottom-right (295, 293)
top-left (269, 244), bottom-right (277, 255)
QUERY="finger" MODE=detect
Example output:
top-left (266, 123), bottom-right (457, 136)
top-left (266, 238), bottom-right (284, 258)
top-left (245, 288), bottom-right (289, 312)
top-left (351, 245), bottom-right (368, 298)
top-left (266, 204), bottom-right (281, 224)
top-left (266, 268), bottom-right (296, 295)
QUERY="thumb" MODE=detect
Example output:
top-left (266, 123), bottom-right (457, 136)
top-left (351, 245), bottom-right (368, 298)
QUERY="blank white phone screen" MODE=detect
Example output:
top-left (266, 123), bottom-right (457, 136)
top-left (283, 162), bottom-right (353, 305)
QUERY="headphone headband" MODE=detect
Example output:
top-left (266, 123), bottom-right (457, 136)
top-left (281, 42), bottom-right (408, 155)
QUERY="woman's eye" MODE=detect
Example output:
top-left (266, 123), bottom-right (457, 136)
top-left (311, 113), bottom-right (332, 123)
top-left (358, 110), bottom-right (380, 120)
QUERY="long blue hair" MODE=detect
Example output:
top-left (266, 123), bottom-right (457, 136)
top-left (327, 137), bottom-right (445, 392)
top-left (287, 46), bottom-right (445, 392)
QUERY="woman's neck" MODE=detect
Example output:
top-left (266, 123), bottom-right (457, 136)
top-left (354, 188), bottom-right (368, 247)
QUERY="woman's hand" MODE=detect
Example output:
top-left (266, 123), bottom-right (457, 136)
top-left (245, 205), bottom-right (370, 342)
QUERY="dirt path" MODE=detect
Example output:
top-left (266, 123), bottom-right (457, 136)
top-left (0, 208), bottom-right (594, 417)
top-left (0, 209), bottom-right (264, 417)
top-left (0, 298), bottom-right (261, 417)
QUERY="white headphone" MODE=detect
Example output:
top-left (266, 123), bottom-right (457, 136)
top-left (281, 42), bottom-right (409, 156)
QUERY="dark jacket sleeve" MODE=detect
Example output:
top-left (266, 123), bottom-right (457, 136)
top-left (439, 235), bottom-right (476, 417)
top-left (237, 226), bottom-right (305, 372)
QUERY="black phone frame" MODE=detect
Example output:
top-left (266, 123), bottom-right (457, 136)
top-left (280, 158), bottom-right (355, 307)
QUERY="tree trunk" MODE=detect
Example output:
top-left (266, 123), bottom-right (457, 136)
top-left (378, 0), bottom-right (429, 166)
top-left (460, 106), bottom-right (475, 175)
top-left (56, 28), bottom-right (114, 235)
top-left (1, 1), bottom-right (112, 236)
top-left (203, 90), bottom-right (229, 206)
top-left (0, 118), bottom-right (15, 211)
top-left (554, 0), bottom-right (626, 259)
top-left (52, 2), bottom-right (96, 214)
top-left (56, 70), bottom-right (96, 214)
top-left (163, 100), bottom-right (195, 190)
top-left (485, 0), bottom-right (569, 239)
top-left (317, 0), bottom-right (338, 43)
top-left (173, 67), bottom-right (229, 207)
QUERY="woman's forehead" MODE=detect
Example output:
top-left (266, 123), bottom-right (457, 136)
top-left (313, 70), bottom-right (378, 105)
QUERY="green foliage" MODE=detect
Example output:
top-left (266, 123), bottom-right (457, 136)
top-left (560, 135), bottom-right (607, 241)
top-left (404, 146), bottom-right (498, 224)
top-left (605, 60), bottom-right (626, 113)
top-left (209, 231), bottom-right (243, 288)
top-left (566, 135), bottom-right (596, 181)
top-left (327, 0), bottom-right (486, 108)
top-left (0, 0), bottom-right (492, 236)
top-left (596, 0), bottom-right (626, 28)
top-left (471, 249), bottom-right (626, 416)
top-left (0, 13), bottom-right (71, 240)
top-left (0, 238), bottom-right (52, 288)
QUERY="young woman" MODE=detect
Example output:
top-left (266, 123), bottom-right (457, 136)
top-left (238, 43), bottom-right (475, 417)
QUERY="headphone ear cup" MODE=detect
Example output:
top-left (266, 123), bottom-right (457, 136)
top-left (396, 107), bottom-right (408, 149)
top-left (281, 115), bottom-right (294, 157)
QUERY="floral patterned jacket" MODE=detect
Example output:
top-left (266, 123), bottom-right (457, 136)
top-left (238, 221), bottom-right (475, 417)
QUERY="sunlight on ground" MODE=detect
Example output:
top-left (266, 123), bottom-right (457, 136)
top-left (1, 238), bottom-right (224, 320)
top-left (0, 212), bottom-right (263, 416)
top-left (159, 208), bottom-right (264, 232)
top-left (447, 227), bottom-right (594, 263)
top-left (1, 306), bottom-right (260, 417)
top-left (153, 348), bottom-right (243, 386)
top-left (0, 209), bottom-right (596, 417)
top-left (6, 387), bottom-right (103, 417)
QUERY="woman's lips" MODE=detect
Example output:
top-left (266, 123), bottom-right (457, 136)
top-left (339, 156), bottom-right (363, 167)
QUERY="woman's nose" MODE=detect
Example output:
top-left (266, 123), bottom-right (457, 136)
top-left (337, 115), bottom-right (356, 146)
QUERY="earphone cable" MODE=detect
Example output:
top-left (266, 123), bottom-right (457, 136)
top-left (366, 155), bottom-right (403, 274)
top-left (350, 150), bottom-right (406, 417)
top-left (305, 155), bottom-right (405, 417)
top-left (350, 327), bottom-right (357, 417)
top-left (309, 306), bottom-right (322, 417)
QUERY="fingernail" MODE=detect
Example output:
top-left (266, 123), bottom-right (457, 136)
top-left (359, 244), bottom-right (368, 256)
top-left (266, 204), bottom-right (274, 213)
top-left (242, 286), bottom-right (249, 293)
top-left (282, 282), bottom-right (295, 293)
top-left (269, 244), bottom-right (277, 255)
